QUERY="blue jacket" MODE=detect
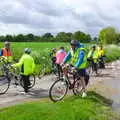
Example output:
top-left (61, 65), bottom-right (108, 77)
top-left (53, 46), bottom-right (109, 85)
top-left (63, 48), bottom-right (85, 68)
top-left (0, 49), bottom-right (2, 56)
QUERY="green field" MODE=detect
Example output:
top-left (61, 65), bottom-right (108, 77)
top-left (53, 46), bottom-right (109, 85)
top-left (0, 42), bottom-right (120, 74)
top-left (0, 91), bottom-right (119, 120)
top-left (0, 42), bottom-right (69, 74)
top-left (0, 42), bottom-right (91, 74)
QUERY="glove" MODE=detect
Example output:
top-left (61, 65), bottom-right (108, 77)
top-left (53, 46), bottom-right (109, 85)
top-left (60, 62), bottom-right (64, 67)
top-left (11, 64), bottom-right (16, 68)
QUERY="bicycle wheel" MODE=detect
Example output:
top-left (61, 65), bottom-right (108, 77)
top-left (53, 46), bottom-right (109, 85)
top-left (97, 63), bottom-right (102, 75)
top-left (49, 79), bottom-right (68, 102)
top-left (86, 65), bottom-right (93, 77)
top-left (0, 76), bottom-right (10, 95)
top-left (0, 64), bottom-right (6, 76)
top-left (52, 64), bottom-right (59, 76)
top-left (28, 75), bottom-right (35, 88)
top-left (20, 74), bottom-right (35, 89)
top-left (73, 80), bottom-right (83, 96)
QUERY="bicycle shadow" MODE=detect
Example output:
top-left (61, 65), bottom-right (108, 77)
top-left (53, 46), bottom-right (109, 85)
top-left (27, 88), bottom-right (49, 98)
top-left (66, 91), bottom-right (113, 106)
top-left (96, 73), bottom-right (115, 78)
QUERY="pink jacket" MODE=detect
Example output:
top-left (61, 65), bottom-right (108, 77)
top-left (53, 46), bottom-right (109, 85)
top-left (56, 50), bottom-right (66, 64)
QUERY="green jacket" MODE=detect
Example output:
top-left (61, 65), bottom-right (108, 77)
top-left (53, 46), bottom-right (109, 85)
top-left (87, 50), bottom-right (99, 63)
top-left (14, 54), bottom-right (35, 75)
top-left (71, 48), bottom-right (87, 69)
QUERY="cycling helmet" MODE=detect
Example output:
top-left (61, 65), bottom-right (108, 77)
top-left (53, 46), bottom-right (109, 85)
top-left (52, 48), bottom-right (56, 51)
top-left (4, 41), bottom-right (10, 45)
top-left (70, 40), bottom-right (79, 46)
top-left (24, 48), bottom-right (31, 54)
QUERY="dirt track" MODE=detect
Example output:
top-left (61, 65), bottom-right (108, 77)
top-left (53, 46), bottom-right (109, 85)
top-left (0, 61), bottom-right (120, 114)
top-left (0, 75), bottom-right (56, 108)
top-left (89, 60), bottom-right (120, 114)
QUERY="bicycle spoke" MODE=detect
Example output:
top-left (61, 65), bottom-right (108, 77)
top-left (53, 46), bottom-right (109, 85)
top-left (0, 76), bottom-right (10, 94)
top-left (49, 80), bottom-right (68, 102)
top-left (73, 80), bottom-right (83, 95)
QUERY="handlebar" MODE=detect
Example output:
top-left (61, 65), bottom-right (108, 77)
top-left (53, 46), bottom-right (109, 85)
top-left (61, 64), bottom-right (78, 75)
top-left (0, 56), bottom-right (9, 63)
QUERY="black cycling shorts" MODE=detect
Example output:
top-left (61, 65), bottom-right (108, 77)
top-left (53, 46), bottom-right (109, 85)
top-left (78, 69), bottom-right (86, 77)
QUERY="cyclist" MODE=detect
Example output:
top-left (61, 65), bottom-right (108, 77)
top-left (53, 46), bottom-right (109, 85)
top-left (55, 47), bottom-right (66, 77)
top-left (56, 47), bottom-right (66, 64)
top-left (62, 40), bottom-right (87, 98)
top-left (1, 41), bottom-right (13, 62)
top-left (13, 48), bottom-right (35, 93)
top-left (98, 44), bottom-right (105, 68)
top-left (87, 45), bottom-right (99, 75)
top-left (49, 48), bottom-right (56, 68)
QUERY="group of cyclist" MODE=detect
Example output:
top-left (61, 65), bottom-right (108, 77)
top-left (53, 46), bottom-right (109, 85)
top-left (50, 40), bottom-right (105, 98)
top-left (0, 40), bottom-right (105, 96)
top-left (0, 41), bottom-right (35, 93)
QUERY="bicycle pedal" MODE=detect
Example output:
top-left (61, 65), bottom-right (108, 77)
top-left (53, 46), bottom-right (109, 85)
top-left (69, 85), bottom-right (74, 89)
top-left (15, 76), bottom-right (18, 80)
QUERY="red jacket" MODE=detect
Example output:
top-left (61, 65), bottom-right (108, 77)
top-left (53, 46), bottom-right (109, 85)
top-left (2, 48), bottom-right (12, 56)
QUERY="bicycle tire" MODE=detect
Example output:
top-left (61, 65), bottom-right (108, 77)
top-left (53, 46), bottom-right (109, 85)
top-left (0, 76), bottom-right (10, 95)
top-left (52, 64), bottom-right (62, 79)
top-left (52, 64), bottom-right (59, 76)
top-left (96, 63), bottom-right (102, 75)
top-left (73, 79), bottom-right (83, 96)
top-left (86, 65), bottom-right (93, 77)
top-left (49, 79), bottom-right (68, 102)
top-left (20, 74), bottom-right (36, 89)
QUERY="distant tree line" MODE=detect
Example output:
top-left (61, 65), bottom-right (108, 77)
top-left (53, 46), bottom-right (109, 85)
top-left (1, 27), bottom-right (120, 44)
top-left (99, 27), bottom-right (120, 45)
top-left (0, 31), bottom-right (93, 43)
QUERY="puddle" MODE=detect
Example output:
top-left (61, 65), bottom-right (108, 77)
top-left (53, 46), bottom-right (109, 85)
top-left (103, 78), bottom-right (120, 114)
top-left (112, 102), bottom-right (120, 114)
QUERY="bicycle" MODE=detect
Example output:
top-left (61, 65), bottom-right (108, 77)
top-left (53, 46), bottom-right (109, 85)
top-left (86, 58), bottom-right (102, 76)
top-left (52, 63), bottom-right (63, 78)
top-left (98, 56), bottom-right (106, 69)
top-left (0, 57), bottom-right (35, 95)
top-left (49, 64), bottom-right (88, 102)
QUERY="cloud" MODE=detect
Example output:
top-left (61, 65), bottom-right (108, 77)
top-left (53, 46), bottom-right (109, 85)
top-left (0, 0), bottom-right (120, 36)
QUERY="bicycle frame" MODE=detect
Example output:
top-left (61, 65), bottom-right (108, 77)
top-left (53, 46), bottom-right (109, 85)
top-left (0, 58), bottom-right (22, 85)
top-left (62, 65), bottom-right (79, 89)
top-left (49, 65), bottom-right (84, 102)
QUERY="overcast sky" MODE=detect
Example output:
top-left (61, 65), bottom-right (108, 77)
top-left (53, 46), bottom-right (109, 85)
top-left (0, 0), bottom-right (120, 36)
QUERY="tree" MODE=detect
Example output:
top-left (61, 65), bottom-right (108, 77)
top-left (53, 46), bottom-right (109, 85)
top-left (15, 34), bottom-right (25, 42)
top-left (65, 32), bottom-right (73, 42)
top-left (55, 32), bottom-right (66, 42)
top-left (41, 33), bottom-right (54, 42)
top-left (99, 27), bottom-right (117, 44)
top-left (116, 33), bottom-right (120, 44)
top-left (0, 36), bottom-right (6, 42)
top-left (5, 35), bottom-right (13, 42)
top-left (72, 31), bottom-right (91, 43)
top-left (25, 34), bottom-right (34, 42)
top-left (55, 32), bottom-right (72, 42)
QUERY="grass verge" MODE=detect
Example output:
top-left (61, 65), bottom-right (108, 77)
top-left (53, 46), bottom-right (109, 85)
top-left (105, 44), bottom-right (120, 62)
top-left (0, 91), bottom-right (119, 120)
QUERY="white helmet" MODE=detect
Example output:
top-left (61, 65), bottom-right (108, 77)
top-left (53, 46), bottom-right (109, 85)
top-left (24, 48), bottom-right (31, 54)
top-left (4, 41), bottom-right (10, 45)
